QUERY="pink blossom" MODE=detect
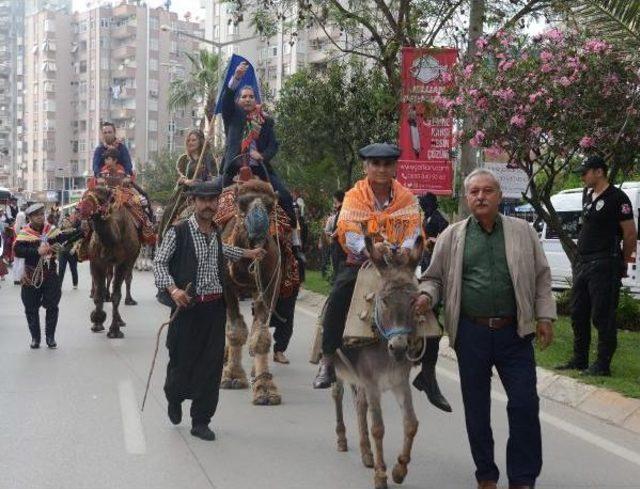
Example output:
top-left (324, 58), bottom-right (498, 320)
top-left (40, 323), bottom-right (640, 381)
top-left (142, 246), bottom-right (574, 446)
top-left (542, 28), bottom-right (564, 42)
top-left (528, 90), bottom-right (545, 104)
top-left (463, 64), bottom-right (475, 78)
top-left (470, 130), bottom-right (485, 148)
top-left (540, 51), bottom-right (553, 63)
top-left (604, 73), bottom-right (620, 85)
top-left (557, 76), bottom-right (572, 87)
top-left (476, 97), bottom-right (489, 110)
top-left (510, 114), bottom-right (526, 128)
top-left (441, 71), bottom-right (453, 84)
top-left (475, 38), bottom-right (488, 50)
top-left (541, 64), bottom-right (553, 73)
top-left (467, 88), bottom-right (479, 98)
top-left (530, 126), bottom-right (542, 136)
top-left (584, 39), bottom-right (610, 54)
top-left (498, 60), bottom-right (514, 71)
top-left (545, 98), bottom-right (554, 108)
top-left (579, 136), bottom-right (595, 148)
top-left (493, 88), bottom-right (515, 101)
top-left (485, 145), bottom-right (502, 158)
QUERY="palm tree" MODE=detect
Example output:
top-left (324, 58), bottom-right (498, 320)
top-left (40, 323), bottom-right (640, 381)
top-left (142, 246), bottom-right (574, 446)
top-left (168, 49), bottom-right (221, 128)
top-left (570, 1), bottom-right (640, 53)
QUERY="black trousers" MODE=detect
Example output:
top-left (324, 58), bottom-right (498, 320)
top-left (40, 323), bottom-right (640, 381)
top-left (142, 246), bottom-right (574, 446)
top-left (21, 275), bottom-right (62, 341)
top-left (322, 263), bottom-right (359, 355)
top-left (455, 318), bottom-right (541, 486)
top-left (58, 251), bottom-right (78, 287)
top-left (270, 289), bottom-right (299, 353)
top-left (164, 299), bottom-right (226, 426)
top-left (570, 257), bottom-right (622, 367)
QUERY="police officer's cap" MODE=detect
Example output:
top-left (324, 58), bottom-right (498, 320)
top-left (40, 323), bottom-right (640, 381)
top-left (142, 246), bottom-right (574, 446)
top-left (25, 203), bottom-right (45, 216)
top-left (573, 155), bottom-right (608, 174)
top-left (358, 143), bottom-right (401, 160)
top-left (186, 178), bottom-right (223, 197)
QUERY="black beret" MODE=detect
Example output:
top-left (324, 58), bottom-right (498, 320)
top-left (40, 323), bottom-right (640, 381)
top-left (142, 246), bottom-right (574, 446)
top-left (358, 143), bottom-right (401, 160)
top-left (186, 178), bottom-right (223, 197)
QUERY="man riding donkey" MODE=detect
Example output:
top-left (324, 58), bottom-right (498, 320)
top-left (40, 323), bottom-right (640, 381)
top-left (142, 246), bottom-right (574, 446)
top-left (312, 142), bottom-right (450, 412)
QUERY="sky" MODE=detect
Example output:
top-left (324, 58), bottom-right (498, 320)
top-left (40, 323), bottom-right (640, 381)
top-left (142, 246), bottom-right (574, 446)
top-left (72, 0), bottom-right (205, 19)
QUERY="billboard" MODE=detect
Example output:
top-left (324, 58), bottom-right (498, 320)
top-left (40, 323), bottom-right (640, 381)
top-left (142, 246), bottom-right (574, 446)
top-left (397, 47), bottom-right (458, 196)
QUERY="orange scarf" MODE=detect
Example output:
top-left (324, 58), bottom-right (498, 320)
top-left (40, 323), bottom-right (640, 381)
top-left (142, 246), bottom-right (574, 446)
top-left (337, 178), bottom-right (421, 252)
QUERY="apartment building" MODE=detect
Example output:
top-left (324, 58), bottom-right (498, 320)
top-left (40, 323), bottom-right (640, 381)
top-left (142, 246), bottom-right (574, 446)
top-left (21, 1), bottom-right (203, 193)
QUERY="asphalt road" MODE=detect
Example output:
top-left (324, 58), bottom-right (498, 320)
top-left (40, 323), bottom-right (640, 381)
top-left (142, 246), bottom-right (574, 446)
top-left (1, 265), bottom-right (640, 489)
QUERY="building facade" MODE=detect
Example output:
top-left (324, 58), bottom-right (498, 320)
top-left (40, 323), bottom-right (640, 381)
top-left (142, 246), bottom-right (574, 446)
top-left (20, 1), bottom-right (203, 193)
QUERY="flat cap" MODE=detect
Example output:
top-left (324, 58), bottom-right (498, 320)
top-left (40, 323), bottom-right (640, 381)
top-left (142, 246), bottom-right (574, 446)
top-left (186, 178), bottom-right (223, 197)
top-left (573, 155), bottom-right (608, 174)
top-left (26, 203), bottom-right (45, 216)
top-left (358, 143), bottom-right (401, 160)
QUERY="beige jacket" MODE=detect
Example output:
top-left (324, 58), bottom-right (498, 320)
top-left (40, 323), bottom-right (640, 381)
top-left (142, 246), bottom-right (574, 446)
top-left (419, 214), bottom-right (556, 346)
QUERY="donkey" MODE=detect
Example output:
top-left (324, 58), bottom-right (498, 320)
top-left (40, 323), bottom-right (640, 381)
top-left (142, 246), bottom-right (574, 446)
top-left (332, 235), bottom-right (425, 489)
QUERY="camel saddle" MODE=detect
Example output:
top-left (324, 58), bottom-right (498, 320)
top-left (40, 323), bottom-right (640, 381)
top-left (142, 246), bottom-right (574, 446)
top-left (342, 267), bottom-right (441, 348)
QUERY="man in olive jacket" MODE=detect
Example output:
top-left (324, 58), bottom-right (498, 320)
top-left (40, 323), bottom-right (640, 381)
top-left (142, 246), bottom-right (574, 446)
top-left (414, 169), bottom-right (556, 489)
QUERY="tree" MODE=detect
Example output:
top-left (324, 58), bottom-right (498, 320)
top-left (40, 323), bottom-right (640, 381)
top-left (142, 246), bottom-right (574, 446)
top-left (144, 150), bottom-right (181, 204)
top-left (275, 61), bottom-right (396, 213)
top-left (442, 28), bottom-right (640, 264)
top-left (168, 49), bottom-right (220, 127)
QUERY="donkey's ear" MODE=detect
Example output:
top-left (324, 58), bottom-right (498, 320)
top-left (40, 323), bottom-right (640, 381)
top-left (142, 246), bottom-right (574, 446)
top-left (365, 235), bottom-right (386, 268)
top-left (408, 235), bottom-right (425, 269)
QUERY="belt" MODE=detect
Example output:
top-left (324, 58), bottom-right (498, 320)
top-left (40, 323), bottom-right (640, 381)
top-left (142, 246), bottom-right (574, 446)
top-left (466, 316), bottom-right (515, 330)
top-left (193, 293), bottom-right (223, 303)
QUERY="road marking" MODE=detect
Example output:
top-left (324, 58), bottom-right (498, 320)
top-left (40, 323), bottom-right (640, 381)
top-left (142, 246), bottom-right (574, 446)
top-left (297, 304), bottom-right (640, 467)
top-left (436, 367), bottom-right (640, 468)
top-left (118, 379), bottom-right (147, 455)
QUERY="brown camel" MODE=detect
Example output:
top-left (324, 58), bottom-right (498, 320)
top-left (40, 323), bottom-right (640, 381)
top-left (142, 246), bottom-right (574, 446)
top-left (332, 236), bottom-right (425, 489)
top-left (218, 179), bottom-right (292, 406)
top-left (77, 185), bottom-right (141, 338)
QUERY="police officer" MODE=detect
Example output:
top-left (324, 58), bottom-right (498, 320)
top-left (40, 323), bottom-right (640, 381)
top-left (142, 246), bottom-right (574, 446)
top-left (557, 156), bottom-right (637, 376)
top-left (14, 203), bottom-right (83, 349)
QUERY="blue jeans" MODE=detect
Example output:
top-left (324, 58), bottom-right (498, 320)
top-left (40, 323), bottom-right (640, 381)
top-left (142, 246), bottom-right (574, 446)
top-left (455, 317), bottom-right (542, 486)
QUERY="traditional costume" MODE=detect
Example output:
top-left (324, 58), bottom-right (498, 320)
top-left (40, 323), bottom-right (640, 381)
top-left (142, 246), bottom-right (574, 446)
top-left (14, 203), bottom-right (83, 349)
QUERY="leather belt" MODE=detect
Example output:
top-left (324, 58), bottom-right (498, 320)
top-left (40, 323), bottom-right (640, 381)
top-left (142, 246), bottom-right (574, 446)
top-left (194, 293), bottom-right (223, 303)
top-left (466, 316), bottom-right (515, 330)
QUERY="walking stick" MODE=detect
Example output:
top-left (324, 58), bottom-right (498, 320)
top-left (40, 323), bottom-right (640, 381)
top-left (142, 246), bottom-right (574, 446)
top-left (141, 283), bottom-right (193, 412)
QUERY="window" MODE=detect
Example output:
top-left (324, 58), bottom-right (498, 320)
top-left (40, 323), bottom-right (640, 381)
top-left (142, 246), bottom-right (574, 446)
top-left (170, 41), bottom-right (177, 53)
top-left (150, 16), bottom-right (158, 29)
top-left (42, 40), bottom-right (56, 52)
top-left (44, 19), bottom-right (55, 32)
top-left (79, 140), bottom-right (87, 152)
top-left (271, 46), bottom-right (278, 57)
top-left (149, 79), bottom-right (158, 91)
top-left (227, 23), bottom-right (239, 35)
top-left (149, 139), bottom-right (157, 151)
top-left (150, 38), bottom-right (158, 51)
top-left (149, 58), bottom-right (158, 71)
top-left (101, 57), bottom-right (110, 70)
top-left (149, 119), bottom-right (157, 131)
top-left (41, 61), bottom-right (57, 72)
top-left (148, 99), bottom-right (158, 111)
top-left (100, 18), bottom-right (110, 28)
top-left (213, 25), bottom-right (219, 39)
top-left (79, 61), bottom-right (87, 74)
top-left (545, 212), bottom-right (582, 240)
top-left (284, 42), bottom-right (291, 55)
top-left (43, 100), bottom-right (56, 112)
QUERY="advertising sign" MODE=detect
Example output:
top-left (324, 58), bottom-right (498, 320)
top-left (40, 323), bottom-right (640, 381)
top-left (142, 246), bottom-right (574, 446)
top-left (484, 162), bottom-right (530, 200)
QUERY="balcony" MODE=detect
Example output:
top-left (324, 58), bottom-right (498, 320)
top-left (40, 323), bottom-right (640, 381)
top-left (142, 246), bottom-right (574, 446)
top-left (112, 44), bottom-right (135, 60)
top-left (111, 24), bottom-right (136, 40)
top-left (113, 3), bottom-right (137, 19)
top-left (111, 107), bottom-right (136, 120)
top-left (112, 65), bottom-right (136, 80)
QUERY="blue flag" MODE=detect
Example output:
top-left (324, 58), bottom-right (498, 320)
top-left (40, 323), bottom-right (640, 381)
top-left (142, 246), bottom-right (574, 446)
top-left (214, 54), bottom-right (262, 115)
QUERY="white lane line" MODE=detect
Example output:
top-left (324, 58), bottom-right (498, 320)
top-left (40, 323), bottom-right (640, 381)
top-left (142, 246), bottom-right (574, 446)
top-left (297, 305), bottom-right (640, 467)
top-left (436, 367), bottom-right (640, 468)
top-left (118, 379), bottom-right (147, 455)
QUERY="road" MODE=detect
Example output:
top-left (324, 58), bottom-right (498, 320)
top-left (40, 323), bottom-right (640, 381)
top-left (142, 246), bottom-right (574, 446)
top-left (1, 265), bottom-right (640, 489)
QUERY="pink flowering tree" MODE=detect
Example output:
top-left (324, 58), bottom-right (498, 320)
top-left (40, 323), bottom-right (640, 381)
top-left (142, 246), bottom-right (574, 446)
top-left (442, 28), bottom-right (640, 265)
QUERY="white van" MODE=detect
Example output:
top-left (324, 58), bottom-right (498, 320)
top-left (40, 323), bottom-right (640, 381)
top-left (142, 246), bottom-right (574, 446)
top-left (539, 182), bottom-right (640, 295)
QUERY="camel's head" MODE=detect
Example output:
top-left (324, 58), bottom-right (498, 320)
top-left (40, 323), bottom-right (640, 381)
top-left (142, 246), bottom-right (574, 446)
top-left (236, 180), bottom-right (278, 247)
top-left (77, 186), bottom-right (112, 221)
top-left (366, 235), bottom-right (424, 361)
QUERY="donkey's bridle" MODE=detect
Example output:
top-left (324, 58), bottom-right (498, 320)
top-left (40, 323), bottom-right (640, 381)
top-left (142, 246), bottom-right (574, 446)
top-left (373, 294), bottom-right (414, 340)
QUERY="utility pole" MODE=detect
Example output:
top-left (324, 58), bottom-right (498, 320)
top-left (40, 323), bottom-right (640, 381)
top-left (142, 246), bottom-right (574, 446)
top-left (457, 0), bottom-right (485, 217)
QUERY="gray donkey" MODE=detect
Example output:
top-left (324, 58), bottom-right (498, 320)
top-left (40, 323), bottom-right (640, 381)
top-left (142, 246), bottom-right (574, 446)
top-left (332, 235), bottom-right (425, 489)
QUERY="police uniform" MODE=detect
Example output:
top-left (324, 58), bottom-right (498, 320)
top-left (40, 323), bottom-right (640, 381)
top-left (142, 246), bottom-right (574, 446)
top-left (568, 159), bottom-right (634, 374)
top-left (14, 203), bottom-right (83, 349)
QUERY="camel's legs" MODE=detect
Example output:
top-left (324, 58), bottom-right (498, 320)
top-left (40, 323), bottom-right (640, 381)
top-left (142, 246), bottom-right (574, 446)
top-left (355, 386), bottom-right (374, 468)
top-left (367, 388), bottom-right (388, 489)
top-left (89, 262), bottom-right (106, 332)
top-left (104, 267), bottom-right (113, 302)
top-left (221, 289), bottom-right (249, 390)
top-left (391, 382), bottom-right (419, 484)
top-left (332, 380), bottom-right (347, 452)
top-left (107, 264), bottom-right (126, 338)
top-left (124, 269), bottom-right (137, 306)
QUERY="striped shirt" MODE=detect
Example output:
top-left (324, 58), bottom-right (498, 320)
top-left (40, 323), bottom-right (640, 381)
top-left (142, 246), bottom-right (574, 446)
top-left (154, 214), bottom-right (244, 295)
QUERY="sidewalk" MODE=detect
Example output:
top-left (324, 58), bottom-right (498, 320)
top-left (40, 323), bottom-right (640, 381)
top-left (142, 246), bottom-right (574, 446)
top-left (297, 288), bottom-right (640, 436)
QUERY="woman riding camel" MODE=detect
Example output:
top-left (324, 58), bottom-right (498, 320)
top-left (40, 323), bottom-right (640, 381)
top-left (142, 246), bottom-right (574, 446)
top-left (312, 143), bottom-right (450, 412)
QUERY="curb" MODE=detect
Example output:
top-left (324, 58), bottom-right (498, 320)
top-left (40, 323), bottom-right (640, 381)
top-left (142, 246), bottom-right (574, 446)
top-left (297, 287), bottom-right (640, 436)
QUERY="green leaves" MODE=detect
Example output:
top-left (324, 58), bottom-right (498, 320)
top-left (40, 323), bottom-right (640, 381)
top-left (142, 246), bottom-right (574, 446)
top-left (571, 0), bottom-right (640, 53)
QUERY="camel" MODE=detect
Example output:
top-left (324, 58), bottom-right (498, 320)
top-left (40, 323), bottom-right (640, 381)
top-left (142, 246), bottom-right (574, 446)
top-left (332, 236), bottom-right (425, 489)
top-left (77, 185), bottom-right (141, 338)
top-left (218, 179), bottom-right (298, 406)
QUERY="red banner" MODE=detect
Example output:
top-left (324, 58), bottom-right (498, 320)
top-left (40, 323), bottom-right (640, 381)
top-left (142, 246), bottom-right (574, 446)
top-left (397, 47), bottom-right (458, 196)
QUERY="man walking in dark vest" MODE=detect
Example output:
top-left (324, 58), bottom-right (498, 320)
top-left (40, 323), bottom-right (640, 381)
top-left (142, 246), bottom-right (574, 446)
top-left (153, 180), bottom-right (266, 441)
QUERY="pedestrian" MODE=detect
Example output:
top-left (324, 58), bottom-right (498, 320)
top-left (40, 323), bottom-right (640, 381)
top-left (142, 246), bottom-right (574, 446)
top-left (92, 121), bottom-right (133, 176)
top-left (11, 205), bottom-right (27, 285)
top-left (270, 287), bottom-right (298, 365)
top-left (556, 155), bottom-right (637, 376)
top-left (153, 180), bottom-right (266, 441)
top-left (415, 168), bottom-right (556, 489)
top-left (58, 211), bottom-right (80, 289)
top-left (312, 143), bottom-right (448, 414)
top-left (418, 192), bottom-right (449, 273)
top-left (13, 203), bottom-right (83, 349)
top-left (318, 190), bottom-right (345, 282)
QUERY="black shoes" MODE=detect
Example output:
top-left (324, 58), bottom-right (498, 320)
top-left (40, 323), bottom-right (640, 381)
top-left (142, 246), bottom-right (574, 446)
top-left (581, 362), bottom-right (611, 377)
top-left (46, 337), bottom-right (57, 349)
top-left (555, 358), bottom-right (588, 371)
top-left (313, 356), bottom-right (336, 389)
top-left (191, 424), bottom-right (216, 441)
top-left (413, 370), bottom-right (452, 413)
top-left (168, 402), bottom-right (182, 425)
top-left (30, 339), bottom-right (40, 349)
